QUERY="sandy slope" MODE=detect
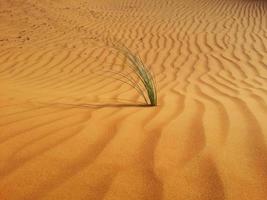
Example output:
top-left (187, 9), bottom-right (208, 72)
top-left (0, 0), bottom-right (267, 199)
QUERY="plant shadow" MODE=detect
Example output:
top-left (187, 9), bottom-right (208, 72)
top-left (38, 101), bottom-right (151, 109)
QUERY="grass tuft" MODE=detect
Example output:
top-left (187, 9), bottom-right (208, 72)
top-left (109, 43), bottom-right (157, 106)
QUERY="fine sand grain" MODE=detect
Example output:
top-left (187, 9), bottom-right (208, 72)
top-left (0, 0), bottom-right (267, 199)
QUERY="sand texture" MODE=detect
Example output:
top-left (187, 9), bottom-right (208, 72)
top-left (0, 0), bottom-right (267, 199)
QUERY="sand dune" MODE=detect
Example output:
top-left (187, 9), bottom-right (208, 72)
top-left (0, 0), bottom-right (267, 199)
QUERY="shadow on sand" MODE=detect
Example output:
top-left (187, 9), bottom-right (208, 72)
top-left (37, 101), bottom-right (151, 109)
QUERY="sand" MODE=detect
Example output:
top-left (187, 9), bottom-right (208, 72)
top-left (0, 0), bottom-right (267, 199)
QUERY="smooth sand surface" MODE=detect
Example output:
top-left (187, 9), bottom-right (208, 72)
top-left (0, 0), bottom-right (267, 199)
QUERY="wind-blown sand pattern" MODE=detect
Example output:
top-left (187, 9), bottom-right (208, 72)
top-left (0, 0), bottom-right (267, 199)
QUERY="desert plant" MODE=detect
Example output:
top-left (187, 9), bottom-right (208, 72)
top-left (109, 44), bottom-right (157, 106)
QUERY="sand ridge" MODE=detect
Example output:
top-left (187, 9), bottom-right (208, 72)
top-left (0, 0), bottom-right (267, 199)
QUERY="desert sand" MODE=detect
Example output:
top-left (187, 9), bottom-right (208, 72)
top-left (0, 0), bottom-right (267, 199)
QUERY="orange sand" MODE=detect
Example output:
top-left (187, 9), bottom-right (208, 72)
top-left (0, 0), bottom-right (267, 199)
